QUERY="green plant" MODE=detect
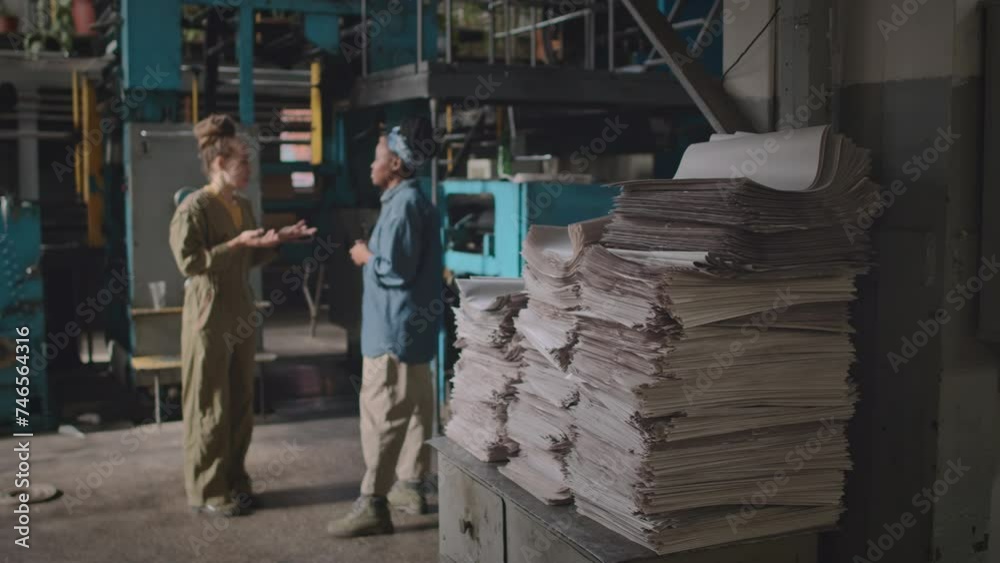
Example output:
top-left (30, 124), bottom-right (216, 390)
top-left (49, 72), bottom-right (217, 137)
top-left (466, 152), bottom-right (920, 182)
top-left (24, 0), bottom-right (73, 57)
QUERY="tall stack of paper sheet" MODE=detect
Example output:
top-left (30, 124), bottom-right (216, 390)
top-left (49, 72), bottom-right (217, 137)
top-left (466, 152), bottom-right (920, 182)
top-left (566, 125), bottom-right (876, 554)
top-left (499, 218), bottom-right (608, 505)
top-left (445, 277), bottom-right (527, 462)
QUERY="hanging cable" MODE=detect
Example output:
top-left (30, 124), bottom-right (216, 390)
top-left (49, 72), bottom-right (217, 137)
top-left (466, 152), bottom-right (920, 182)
top-left (722, 5), bottom-right (780, 79)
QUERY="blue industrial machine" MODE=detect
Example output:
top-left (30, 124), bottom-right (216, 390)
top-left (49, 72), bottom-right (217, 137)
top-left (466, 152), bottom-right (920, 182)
top-left (0, 198), bottom-right (53, 432)
top-left (436, 179), bottom-right (618, 404)
top-left (440, 179), bottom-right (618, 278)
top-left (10, 0), bottom-right (729, 425)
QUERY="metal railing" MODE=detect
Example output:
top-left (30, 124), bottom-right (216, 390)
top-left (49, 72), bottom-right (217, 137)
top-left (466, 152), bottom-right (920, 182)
top-left (357, 0), bottom-right (721, 76)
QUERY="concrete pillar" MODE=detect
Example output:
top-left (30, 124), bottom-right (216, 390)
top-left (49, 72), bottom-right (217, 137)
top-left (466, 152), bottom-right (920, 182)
top-left (722, 0), bottom-right (776, 132)
top-left (834, 1), bottom-right (993, 562)
top-left (726, 0), bottom-right (995, 561)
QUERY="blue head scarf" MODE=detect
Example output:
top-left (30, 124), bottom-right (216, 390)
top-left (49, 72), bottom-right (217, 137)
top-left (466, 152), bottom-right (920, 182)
top-left (386, 126), bottom-right (418, 169)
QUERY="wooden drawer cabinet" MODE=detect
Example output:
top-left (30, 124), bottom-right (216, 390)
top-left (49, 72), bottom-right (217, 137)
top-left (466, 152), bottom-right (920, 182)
top-left (432, 437), bottom-right (818, 563)
top-left (439, 457), bottom-right (505, 563)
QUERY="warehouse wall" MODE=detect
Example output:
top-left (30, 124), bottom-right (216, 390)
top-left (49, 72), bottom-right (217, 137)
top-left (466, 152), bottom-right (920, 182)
top-left (722, 0), bottom-right (776, 131)
top-left (725, 1), bottom-right (994, 561)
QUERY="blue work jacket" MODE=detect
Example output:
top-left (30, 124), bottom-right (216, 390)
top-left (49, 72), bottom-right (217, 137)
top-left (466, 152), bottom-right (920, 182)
top-left (361, 178), bottom-right (443, 364)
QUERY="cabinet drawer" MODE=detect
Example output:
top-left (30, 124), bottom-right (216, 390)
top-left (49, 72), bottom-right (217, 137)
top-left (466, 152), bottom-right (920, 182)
top-left (439, 457), bottom-right (505, 563)
top-left (507, 504), bottom-right (592, 563)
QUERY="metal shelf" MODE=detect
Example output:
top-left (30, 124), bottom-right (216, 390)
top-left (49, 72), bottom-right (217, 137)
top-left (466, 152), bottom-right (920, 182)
top-left (350, 61), bottom-right (696, 109)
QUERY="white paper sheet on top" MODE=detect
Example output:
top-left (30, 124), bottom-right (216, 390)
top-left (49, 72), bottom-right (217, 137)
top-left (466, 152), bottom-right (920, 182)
top-left (675, 125), bottom-right (829, 192)
top-left (457, 277), bottom-right (525, 310)
top-left (527, 225), bottom-right (574, 259)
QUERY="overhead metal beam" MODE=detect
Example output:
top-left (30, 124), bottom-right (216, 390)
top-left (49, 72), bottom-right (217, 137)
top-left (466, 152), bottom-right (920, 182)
top-left (619, 0), bottom-right (754, 134)
top-left (183, 0), bottom-right (358, 15)
top-left (237, 2), bottom-right (254, 125)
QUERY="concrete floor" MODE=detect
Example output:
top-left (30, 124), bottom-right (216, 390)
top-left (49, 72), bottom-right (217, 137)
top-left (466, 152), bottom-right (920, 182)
top-left (0, 406), bottom-right (439, 563)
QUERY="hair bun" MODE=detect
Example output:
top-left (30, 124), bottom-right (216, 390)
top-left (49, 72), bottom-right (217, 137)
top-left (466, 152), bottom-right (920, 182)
top-left (194, 113), bottom-right (238, 150)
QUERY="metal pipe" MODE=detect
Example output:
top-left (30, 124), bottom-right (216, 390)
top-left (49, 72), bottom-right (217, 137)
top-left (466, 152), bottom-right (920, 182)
top-left (223, 79), bottom-right (310, 87)
top-left (530, 5), bottom-right (537, 67)
top-left (693, 0), bottom-right (722, 54)
top-left (445, 0), bottom-right (453, 64)
top-left (587, 3), bottom-right (595, 70)
top-left (139, 130), bottom-right (195, 138)
top-left (181, 64), bottom-right (310, 78)
top-left (0, 130), bottom-right (69, 140)
top-left (494, 9), bottom-right (588, 38)
top-left (488, 3), bottom-right (495, 64)
top-left (608, 0), bottom-right (614, 70)
top-left (504, 0), bottom-right (512, 65)
top-left (237, 3), bottom-right (255, 125)
top-left (668, 0), bottom-right (685, 21)
top-left (429, 98), bottom-right (438, 204)
top-left (417, 0), bottom-right (423, 72)
top-left (672, 17), bottom-right (706, 31)
top-left (361, 0), bottom-right (367, 76)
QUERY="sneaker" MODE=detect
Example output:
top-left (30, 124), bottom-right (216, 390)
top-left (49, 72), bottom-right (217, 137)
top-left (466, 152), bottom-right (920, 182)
top-left (387, 480), bottom-right (429, 515)
top-left (191, 501), bottom-right (252, 518)
top-left (327, 496), bottom-right (394, 538)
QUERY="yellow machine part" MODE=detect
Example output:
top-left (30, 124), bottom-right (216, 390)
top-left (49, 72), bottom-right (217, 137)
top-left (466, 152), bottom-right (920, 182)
top-left (72, 71), bottom-right (83, 197)
top-left (192, 74), bottom-right (200, 123)
top-left (77, 76), bottom-right (105, 248)
top-left (310, 60), bottom-right (322, 165)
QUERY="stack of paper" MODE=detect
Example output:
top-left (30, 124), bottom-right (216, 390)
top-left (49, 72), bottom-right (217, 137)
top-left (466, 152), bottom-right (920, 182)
top-left (500, 219), bottom-right (608, 504)
top-left (445, 277), bottom-right (527, 462)
top-left (566, 125), bottom-right (875, 554)
top-left (602, 125), bottom-right (879, 275)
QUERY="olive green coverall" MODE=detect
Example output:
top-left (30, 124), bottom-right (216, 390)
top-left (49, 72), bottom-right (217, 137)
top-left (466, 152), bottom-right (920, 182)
top-left (168, 188), bottom-right (276, 507)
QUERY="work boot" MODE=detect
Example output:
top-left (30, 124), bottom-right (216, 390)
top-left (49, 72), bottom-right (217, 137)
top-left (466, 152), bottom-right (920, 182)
top-left (327, 496), bottom-right (394, 538)
top-left (232, 490), bottom-right (259, 509)
top-left (387, 480), bottom-right (429, 515)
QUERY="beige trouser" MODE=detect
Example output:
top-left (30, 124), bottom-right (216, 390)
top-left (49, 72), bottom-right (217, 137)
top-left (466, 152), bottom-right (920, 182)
top-left (360, 354), bottom-right (434, 496)
top-left (181, 315), bottom-right (256, 507)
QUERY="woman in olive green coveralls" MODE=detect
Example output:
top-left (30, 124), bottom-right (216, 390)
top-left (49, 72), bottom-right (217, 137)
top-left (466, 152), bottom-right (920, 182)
top-left (169, 114), bottom-right (315, 516)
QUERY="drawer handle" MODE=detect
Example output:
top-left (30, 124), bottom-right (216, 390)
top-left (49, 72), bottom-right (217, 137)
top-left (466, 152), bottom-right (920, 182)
top-left (459, 518), bottom-right (474, 536)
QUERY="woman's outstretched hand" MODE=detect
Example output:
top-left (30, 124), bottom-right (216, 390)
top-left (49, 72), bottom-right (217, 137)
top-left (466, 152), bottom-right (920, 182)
top-left (278, 220), bottom-right (318, 242)
top-left (230, 228), bottom-right (281, 249)
top-left (248, 229), bottom-right (281, 248)
top-left (229, 229), bottom-right (263, 249)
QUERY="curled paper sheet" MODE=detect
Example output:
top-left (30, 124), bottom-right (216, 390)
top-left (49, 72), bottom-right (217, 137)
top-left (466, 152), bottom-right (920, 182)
top-left (558, 127), bottom-right (876, 554)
